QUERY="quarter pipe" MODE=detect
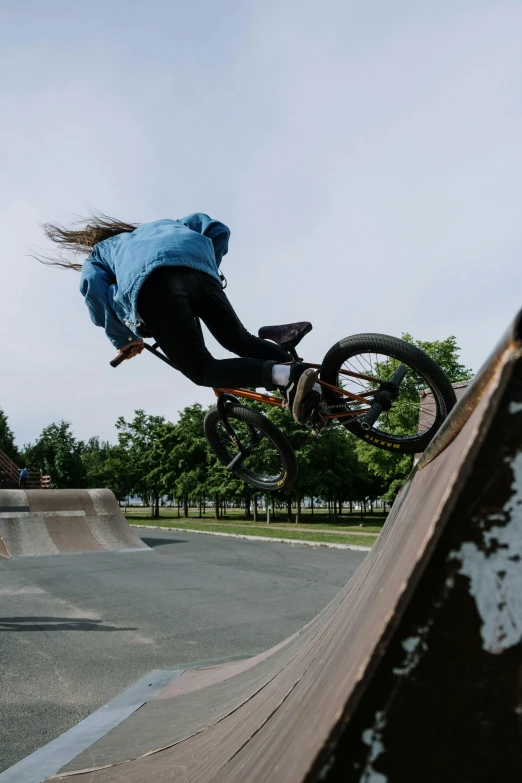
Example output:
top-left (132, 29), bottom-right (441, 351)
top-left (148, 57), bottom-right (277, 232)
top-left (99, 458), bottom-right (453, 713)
top-left (0, 489), bottom-right (148, 557)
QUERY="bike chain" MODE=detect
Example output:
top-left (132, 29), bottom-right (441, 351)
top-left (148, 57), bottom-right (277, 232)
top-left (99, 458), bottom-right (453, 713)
top-left (325, 402), bottom-right (361, 412)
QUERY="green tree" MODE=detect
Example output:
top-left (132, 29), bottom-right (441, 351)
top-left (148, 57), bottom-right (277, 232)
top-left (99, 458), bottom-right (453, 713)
top-left (0, 408), bottom-right (20, 463)
top-left (147, 404), bottom-right (210, 517)
top-left (114, 410), bottom-right (166, 513)
top-left (403, 334), bottom-right (473, 383)
top-left (81, 436), bottom-right (132, 499)
top-left (22, 421), bottom-right (86, 488)
top-left (303, 425), bottom-right (361, 517)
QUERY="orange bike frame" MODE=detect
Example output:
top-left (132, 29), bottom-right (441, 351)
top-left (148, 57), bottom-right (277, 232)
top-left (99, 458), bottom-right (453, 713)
top-left (214, 364), bottom-right (380, 420)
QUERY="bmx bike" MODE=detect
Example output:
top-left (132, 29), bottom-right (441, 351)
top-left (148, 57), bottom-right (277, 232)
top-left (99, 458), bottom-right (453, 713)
top-left (112, 321), bottom-right (457, 491)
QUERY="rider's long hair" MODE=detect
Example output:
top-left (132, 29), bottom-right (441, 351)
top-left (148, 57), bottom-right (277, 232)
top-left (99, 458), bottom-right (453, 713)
top-left (37, 210), bottom-right (138, 271)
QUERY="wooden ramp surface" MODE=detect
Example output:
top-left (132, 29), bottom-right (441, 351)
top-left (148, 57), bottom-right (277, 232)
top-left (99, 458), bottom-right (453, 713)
top-left (36, 313), bottom-right (522, 781)
top-left (0, 489), bottom-right (148, 557)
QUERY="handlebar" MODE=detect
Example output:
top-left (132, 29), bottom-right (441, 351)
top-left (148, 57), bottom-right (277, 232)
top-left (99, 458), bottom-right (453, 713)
top-left (111, 320), bottom-right (202, 369)
top-left (111, 342), bottom-right (178, 370)
top-left (110, 353), bottom-right (128, 368)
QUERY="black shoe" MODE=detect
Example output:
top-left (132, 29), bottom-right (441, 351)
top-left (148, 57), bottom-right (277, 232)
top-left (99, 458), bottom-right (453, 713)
top-left (281, 364), bottom-right (319, 424)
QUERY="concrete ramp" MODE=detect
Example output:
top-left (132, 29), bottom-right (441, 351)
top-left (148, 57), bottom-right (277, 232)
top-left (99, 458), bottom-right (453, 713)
top-left (0, 489), bottom-right (148, 557)
top-left (6, 312), bottom-right (522, 781)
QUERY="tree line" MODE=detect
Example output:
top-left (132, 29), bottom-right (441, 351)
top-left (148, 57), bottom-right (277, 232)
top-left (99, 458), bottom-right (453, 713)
top-left (0, 334), bottom-right (473, 519)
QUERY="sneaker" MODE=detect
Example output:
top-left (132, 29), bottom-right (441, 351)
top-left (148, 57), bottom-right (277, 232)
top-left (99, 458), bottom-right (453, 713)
top-left (281, 364), bottom-right (319, 424)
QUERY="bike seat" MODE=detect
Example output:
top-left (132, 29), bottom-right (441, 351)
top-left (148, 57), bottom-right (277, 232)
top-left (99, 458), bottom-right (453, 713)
top-left (258, 321), bottom-right (313, 351)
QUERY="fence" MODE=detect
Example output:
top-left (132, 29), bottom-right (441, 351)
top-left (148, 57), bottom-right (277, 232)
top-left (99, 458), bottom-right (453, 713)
top-left (0, 448), bottom-right (51, 488)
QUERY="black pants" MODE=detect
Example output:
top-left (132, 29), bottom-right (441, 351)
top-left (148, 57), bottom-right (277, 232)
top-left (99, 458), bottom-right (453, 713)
top-left (137, 267), bottom-right (291, 388)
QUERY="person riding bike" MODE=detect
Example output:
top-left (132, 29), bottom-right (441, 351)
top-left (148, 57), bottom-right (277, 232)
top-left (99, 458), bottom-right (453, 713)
top-left (40, 211), bottom-right (319, 423)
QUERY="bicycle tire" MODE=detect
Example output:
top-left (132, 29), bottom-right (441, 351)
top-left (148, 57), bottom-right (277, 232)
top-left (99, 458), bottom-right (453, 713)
top-left (320, 333), bottom-right (457, 453)
top-left (204, 402), bottom-right (298, 490)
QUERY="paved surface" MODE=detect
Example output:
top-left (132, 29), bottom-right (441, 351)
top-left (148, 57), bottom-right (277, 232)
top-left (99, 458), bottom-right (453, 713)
top-left (0, 529), bottom-right (365, 772)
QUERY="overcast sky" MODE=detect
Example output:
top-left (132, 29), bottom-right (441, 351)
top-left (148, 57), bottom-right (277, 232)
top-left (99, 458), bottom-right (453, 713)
top-left (1, 0), bottom-right (521, 447)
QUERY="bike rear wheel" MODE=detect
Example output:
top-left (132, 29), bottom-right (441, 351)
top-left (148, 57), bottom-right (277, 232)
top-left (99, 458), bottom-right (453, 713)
top-left (204, 402), bottom-right (298, 490)
top-left (320, 334), bottom-right (457, 453)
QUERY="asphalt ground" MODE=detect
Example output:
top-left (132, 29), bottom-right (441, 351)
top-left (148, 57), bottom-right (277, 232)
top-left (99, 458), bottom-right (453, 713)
top-left (0, 528), bottom-right (366, 772)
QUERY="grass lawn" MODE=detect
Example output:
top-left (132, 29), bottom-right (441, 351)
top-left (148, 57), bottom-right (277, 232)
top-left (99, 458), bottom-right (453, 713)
top-left (130, 519), bottom-right (376, 548)
top-left (125, 507), bottom-right (384, 548)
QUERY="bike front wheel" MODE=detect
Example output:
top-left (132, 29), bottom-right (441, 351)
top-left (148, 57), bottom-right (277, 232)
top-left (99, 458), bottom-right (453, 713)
top-left (204, 402), bottom-right (298, 490)
top-left (320, 334), bottom-right (457, 454)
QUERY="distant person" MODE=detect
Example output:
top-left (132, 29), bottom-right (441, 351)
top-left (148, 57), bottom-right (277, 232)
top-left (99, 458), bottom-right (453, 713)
top-left (38, 211), bottom-right (319, 423)
top-left (19, 467), bottom-right (29, 488)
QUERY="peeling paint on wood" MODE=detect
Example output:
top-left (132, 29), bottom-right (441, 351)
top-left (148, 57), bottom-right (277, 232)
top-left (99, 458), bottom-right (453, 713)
top-left (453, 451), bottom-right (522, 654)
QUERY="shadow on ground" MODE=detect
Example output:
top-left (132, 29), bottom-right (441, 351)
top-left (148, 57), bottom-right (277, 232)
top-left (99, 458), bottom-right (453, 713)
top-left (0, 617), bottom-right (137, 632)
top-left (139, 537), bottom-right (187, 547)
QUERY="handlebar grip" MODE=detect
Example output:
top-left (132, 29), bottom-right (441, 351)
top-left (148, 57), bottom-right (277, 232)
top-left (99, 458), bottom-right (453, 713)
top-left (360, 400), bottom-right (384, 431)
top-left (110, 352), bottom-right (127, 368)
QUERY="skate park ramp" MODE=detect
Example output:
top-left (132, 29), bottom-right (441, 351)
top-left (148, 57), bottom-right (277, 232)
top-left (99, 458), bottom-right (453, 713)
top-left (0, 489), bottom-right (148, 558)
top-left (4, 312), bottom-right (522, 782)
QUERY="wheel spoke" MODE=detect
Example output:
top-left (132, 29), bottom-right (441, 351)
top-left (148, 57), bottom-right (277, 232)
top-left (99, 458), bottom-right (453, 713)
top-left (326, 347), bottom-right (446, 441)
top-left (216, 419), bottom-right (284, 484)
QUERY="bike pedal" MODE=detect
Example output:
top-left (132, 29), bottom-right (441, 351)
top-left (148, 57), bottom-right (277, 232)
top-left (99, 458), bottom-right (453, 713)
top-left (312, 403), bottom-right (329, 431)
top-left (300, 392), bottom-right (325, 430)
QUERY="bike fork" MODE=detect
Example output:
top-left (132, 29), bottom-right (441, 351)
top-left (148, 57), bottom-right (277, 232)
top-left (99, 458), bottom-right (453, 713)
top-left (360, 365), bottom-right (408, 431)
top-left (216, 395), bottom-right (261, 472)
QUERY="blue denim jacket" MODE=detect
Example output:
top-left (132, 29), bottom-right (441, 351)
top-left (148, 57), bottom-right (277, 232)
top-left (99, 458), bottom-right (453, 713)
top-left (80, 213), bottom-right (230, 349)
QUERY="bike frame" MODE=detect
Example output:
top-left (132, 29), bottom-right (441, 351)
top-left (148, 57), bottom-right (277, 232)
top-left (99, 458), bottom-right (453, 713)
top-left (143, 344), bottom-right (376, 419)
